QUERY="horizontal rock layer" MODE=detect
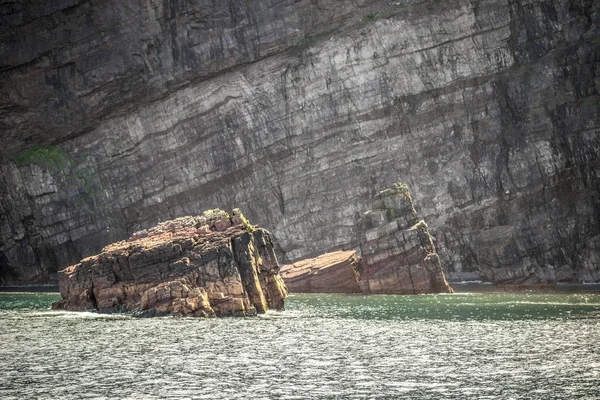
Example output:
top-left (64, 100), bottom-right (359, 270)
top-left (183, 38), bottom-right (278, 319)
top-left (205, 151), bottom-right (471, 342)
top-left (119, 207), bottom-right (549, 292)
top-left (52, 210), bottom-right (287, 317)
top-left (1, 0), bottom-right (599, 285)
top-left (280, 250), bottom-right (361, 293)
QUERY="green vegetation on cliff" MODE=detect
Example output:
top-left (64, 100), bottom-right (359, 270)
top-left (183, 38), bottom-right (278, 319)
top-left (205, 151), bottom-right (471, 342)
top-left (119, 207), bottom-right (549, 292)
top-left (11, 145), bottom-right (69, 170)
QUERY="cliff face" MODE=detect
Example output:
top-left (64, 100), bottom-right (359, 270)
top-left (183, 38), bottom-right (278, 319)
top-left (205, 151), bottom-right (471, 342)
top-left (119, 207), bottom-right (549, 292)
top-left (1, 0), bottom-right (599, 285)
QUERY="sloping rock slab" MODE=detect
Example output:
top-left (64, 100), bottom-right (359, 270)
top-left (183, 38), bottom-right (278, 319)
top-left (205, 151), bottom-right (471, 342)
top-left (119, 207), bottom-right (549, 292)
top-left (52, 209), bottom-right (287, 317)
top-left (281, 250), bottom-right (361, 293)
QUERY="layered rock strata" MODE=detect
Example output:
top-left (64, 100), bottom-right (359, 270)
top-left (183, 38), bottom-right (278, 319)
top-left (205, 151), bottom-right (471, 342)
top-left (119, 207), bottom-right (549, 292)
top-left (52, 209), bottom-right (287, 317)
top-left (1, 0), bottom-right (599, 285)
top-left (358, 184), bottom-right (453, 294)
top-left (280, 250), bottom-right (361, 293)
top-left (281, 185), bottom-right (452, 295)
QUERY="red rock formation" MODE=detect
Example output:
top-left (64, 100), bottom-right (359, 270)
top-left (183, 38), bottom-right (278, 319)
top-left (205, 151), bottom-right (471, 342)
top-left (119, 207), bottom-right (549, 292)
top-left (280, 184), bottom-right (452, 295)
top-left (358, 184), bottom-right (453, 294)
top-left (52, 209), bottom-right (287, 317)
top-left (280, 251), bottom-right (361, 293)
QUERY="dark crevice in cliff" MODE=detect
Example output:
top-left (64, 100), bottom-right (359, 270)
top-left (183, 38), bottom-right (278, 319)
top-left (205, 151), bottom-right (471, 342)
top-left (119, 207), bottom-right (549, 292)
top-left (406, 264), bottom-right (416, 295)
top-left (0, 252), bottom-right (18, 285)
top-left (0, 49), bottom-right (54, 74)
top-left (89, 285), bottom-right (99, 311)
top-left (229, 234), bottom-right (254, 307)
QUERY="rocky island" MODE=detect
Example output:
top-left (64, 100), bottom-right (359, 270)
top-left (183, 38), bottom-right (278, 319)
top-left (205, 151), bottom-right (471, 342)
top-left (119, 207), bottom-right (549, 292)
top-left (281, 184), bottom-right (453, 294)
top-left (52, 209), bottom-right (287, 317)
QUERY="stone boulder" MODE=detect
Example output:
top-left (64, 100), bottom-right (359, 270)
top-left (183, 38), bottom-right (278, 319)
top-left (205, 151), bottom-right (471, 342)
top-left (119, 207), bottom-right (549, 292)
top-left (280, 250), bottom-right (361, 293)
top-left (358, 184), bottom-right (453, 294)
top-left (52, 209), bottom-right (287, 317)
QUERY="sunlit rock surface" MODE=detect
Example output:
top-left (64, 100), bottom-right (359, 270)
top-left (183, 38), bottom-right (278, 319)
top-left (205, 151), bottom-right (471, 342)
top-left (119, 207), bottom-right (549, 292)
top-left (282, 185), bottom-right (452, 295)
top-left (281, 250), bottom-right (361, 293)
top-left (52, 209), bottom-right (287, 317)
top-left (358, 184), bottom-right (453, 294)
top-left (1, 0), bottom-right (599, 285)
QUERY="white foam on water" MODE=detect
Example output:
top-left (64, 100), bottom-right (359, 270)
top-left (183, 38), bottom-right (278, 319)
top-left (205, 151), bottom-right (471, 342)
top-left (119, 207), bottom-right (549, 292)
top-left (43, 310), bottom-right (132, 319)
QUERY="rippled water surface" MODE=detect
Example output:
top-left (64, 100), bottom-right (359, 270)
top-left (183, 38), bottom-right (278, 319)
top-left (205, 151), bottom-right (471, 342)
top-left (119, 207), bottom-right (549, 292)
top-left (1, 288), bottom-right (600, 399)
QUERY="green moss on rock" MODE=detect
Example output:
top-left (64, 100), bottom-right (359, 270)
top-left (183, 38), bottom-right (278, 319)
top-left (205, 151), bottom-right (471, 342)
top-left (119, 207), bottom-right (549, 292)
top-left (11, 145), bottom-right (69, 170)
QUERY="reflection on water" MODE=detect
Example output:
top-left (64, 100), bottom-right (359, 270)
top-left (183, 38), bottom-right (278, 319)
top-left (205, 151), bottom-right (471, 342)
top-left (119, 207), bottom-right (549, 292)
top-left (1, 288), bottom-right (599, 399)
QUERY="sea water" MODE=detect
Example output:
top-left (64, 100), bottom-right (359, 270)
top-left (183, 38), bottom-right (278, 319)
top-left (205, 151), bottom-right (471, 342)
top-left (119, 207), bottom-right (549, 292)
top-left (1, 287), bottom-right (599, 399)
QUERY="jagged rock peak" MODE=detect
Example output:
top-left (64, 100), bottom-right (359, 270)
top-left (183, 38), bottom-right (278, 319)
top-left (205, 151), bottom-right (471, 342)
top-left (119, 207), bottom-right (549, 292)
top-left (358, 183), bottom-right (453, 294)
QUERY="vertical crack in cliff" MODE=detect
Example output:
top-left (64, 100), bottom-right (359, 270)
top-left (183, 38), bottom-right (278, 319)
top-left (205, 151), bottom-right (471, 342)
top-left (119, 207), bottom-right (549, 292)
top-left (406, 264), bottom-right (416, 295)
top-left (89, 284), bottom-right (99, 311)
top-left (0, 252), bottom-right (17, 285)
top-left (230, 233), bottom-right (267, 313)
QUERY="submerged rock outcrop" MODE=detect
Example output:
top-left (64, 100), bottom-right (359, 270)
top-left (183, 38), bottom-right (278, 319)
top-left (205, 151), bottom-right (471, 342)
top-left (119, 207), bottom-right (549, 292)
top-left (280, 250), bottom-right (361, 293)
top-left (52, 209), bottom-right (287, 317)
top-left (358, 184), bottom-right (453, 294)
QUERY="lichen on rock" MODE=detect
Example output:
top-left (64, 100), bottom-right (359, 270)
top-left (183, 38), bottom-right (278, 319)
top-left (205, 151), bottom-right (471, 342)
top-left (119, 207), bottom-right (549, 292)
top-left (52, 208), bottom-right (287, 317)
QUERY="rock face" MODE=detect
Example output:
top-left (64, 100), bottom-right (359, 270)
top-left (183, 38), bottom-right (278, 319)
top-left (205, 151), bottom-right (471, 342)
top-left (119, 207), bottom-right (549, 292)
top-left (358, 184), bottom-right (453, 294)
top-left (281, 185), bottom-right (452, 295)
top-left (1, 0), bottom-right (599, 285)
top-left (52, 209), bottom-right (287, 317)
top-left (280, 251), bottom-right (361, 293)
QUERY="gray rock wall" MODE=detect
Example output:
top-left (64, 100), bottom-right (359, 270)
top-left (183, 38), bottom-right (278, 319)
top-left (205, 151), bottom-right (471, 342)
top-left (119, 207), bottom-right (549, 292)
top-left (1, 0), bottom-right (599, 284)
